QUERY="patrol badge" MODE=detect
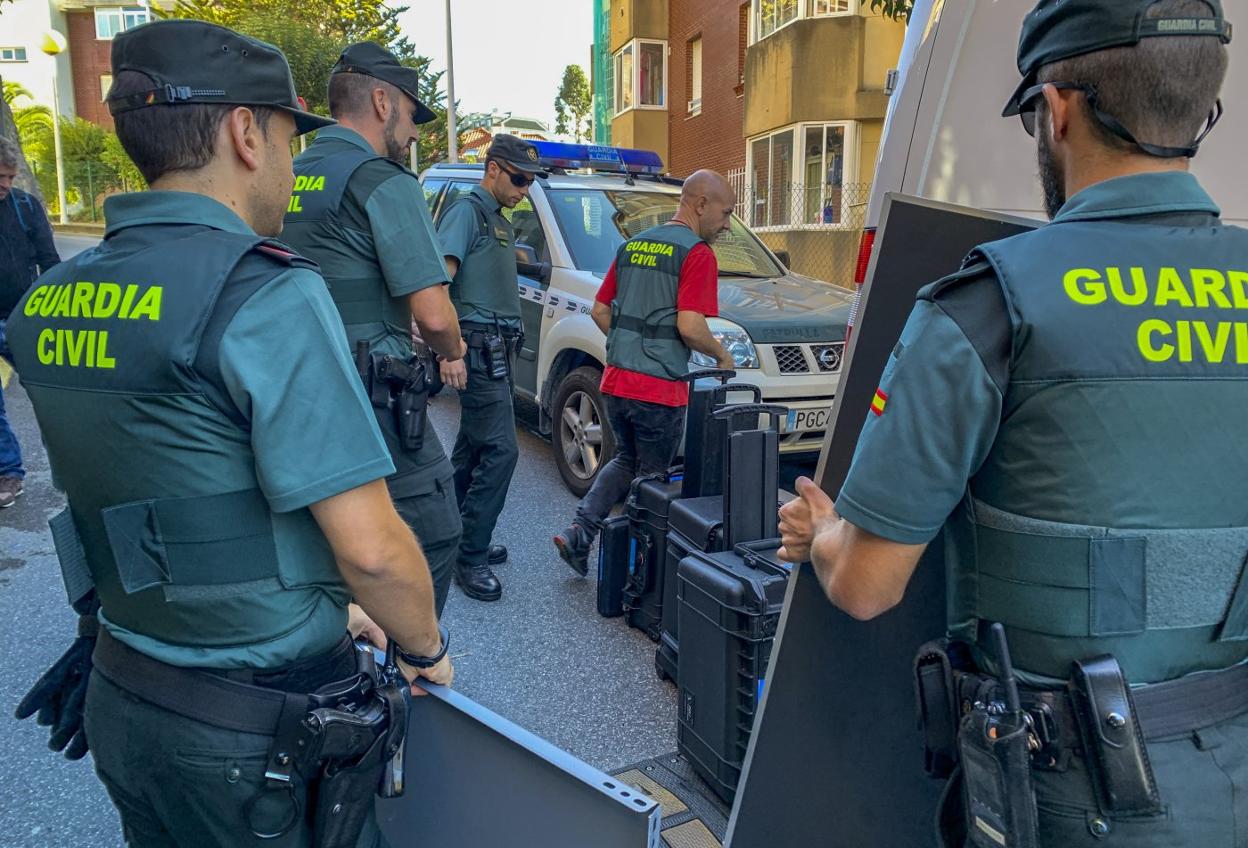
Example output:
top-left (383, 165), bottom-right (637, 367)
top-left (527, 148), bottom-right (538, 162)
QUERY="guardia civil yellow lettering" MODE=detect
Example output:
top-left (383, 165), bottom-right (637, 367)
top-left (24, 281), bottom-right (162, 370)
top-left (287, 174), bottom-right (326, 214)
top-left (1063, 267), bottom-right (1248, 364)
top-left (626, 240), bottom-right (673, 268)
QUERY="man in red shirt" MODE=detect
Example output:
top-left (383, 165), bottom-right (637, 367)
top-left (554, 170), bottom-right (735, 574)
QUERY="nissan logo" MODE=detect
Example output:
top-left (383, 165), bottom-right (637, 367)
top-left (818, 346), bottom-right (842, 371)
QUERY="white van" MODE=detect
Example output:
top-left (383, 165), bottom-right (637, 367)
top-left (861, 0), bottom-right (1246, 245)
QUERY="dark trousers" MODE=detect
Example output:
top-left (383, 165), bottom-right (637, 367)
top-left (573, 394), bottom-right (685, 537)
top-left (394, 479), bottom-right (460, 615)
top-left (451, 362), bottom-right (519, 569)
top-left (84, 649), bottom-right (385, 848)
top-left (0, 319), bottom-right (23, 479)
top-left (939, 710), bottom-right (1248, 847)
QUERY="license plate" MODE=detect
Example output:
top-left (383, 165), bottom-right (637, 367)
top-left (787, 407), bottom-right (830, 432)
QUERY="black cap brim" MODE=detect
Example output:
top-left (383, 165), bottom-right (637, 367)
top-left (391, 84), bottom-right (437, 124)
top-left (1002, 74), bottom-right (1033, 117)
top-left (286, 106), bottom-right (336, 135)
top-left (505, 159), bottom-right (549, 179)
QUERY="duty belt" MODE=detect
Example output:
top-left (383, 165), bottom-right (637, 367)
top-left (956, 659), bottom-right (1248, 757)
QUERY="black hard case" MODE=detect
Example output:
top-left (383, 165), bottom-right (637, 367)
top-left (656, 496), bottom-right (726, 683)
top-left (675, 540), bottom-right (791, 803)
top-left (596, 513), bottom-right (632, 618)
top-left (622, 473), bottom-right (683, 640)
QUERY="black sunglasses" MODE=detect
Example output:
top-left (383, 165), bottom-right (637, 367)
top-left (1017, 81), bottom-right (1222, 159)
top-left (492, 160), bottom-right (535, 188)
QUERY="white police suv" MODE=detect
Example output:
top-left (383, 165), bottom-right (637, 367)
top-left (421, 143), bottom-right (852, 496)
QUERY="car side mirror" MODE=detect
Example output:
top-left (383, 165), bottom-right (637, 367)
top-left (515, 243), bottom-right (551, 284)
top-left (773, 249), bottom-right (791, 270)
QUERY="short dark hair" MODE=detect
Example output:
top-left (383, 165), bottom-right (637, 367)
top-left (327, 72), bottom-right (392, 119)
top-left (110, 70), bottom-right (275, 183)
top-left (1037, 0), bottom-right (1228, 154)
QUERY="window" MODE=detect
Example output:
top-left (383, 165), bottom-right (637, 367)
top-left (688, 37), bottom-right (702, 113)
top-left (0, 47), bottom-right (27, 62)
top-left (95, 7), bottom-right (150, 40)
top-left (421, 178), bottom-right (446, 213)
top-left (613, 39), bottom-right (666, 114)
top-left (504, 197), bottom-right (549, 263)
top-left (100, 74), bottom-right (114, 102)
top-left (547, 189), bottom-right (780, 277)
top-left (752, 0), bottom-right (856, 43)
top-left (746, 122), bottom-right (858, 228)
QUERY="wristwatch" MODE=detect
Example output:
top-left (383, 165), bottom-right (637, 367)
top-left (394, 625), bottom-right (450, 669)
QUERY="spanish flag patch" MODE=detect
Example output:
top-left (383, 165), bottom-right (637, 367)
top-left (870, 388), bottom-right (888, 416)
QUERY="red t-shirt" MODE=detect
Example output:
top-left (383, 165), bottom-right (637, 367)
top-left (596, 239), bottom-right (719, 407)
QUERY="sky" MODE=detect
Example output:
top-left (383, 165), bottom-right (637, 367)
top-left (397, 0), bottom-right (595, 136)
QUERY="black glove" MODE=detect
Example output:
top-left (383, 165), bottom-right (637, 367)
top-left (15, 613), bottom-right (97, 760)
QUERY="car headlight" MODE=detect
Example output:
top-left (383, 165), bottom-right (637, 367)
top-left (690, 319), bottom-right (759, 370)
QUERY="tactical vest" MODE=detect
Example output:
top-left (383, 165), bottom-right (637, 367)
top-left (606, 223), bottom-right (703, 380)
top-left (448, 191), bottom-right (521, 324)
top-left (282, 146), bottom-right (412, 343)
top-left (5, 226), bottom-right (347, 664)
top-left (942, 217), bottom-right (1248, 684)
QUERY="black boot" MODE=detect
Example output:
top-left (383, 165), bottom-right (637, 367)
top-left (455, 563), bottom-right (502, 602)
top-left (553, 524), bottom-right (592, 577)
top-left (486, 544), bottom-right (508, 565)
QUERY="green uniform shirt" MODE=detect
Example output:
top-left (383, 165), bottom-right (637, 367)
top-left (836, 173), bottom-right (1226, 545)
top-left (437, 185), bottom-right (522, 328)
top-left (309, 126), bottom-right (450, 358)
top-left (97, 192), bottom-right (394, 668)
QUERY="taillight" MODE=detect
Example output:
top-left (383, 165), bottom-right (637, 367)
top-left (853, 227), bottom-right (876, 287)
top-left (846, 227), bottom-right (877, 344)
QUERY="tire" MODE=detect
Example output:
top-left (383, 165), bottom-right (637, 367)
top-left (552, 366), bottom-right (614, 497)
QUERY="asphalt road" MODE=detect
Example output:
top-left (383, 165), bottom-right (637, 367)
top-left (0, 233), bottom-right (815, 847)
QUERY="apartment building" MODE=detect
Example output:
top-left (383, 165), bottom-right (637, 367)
top-left (591, 0), bottom-right (905, 285)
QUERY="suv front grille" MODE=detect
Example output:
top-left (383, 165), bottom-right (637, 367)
top-left (773, 345), bottom-right (809, 374)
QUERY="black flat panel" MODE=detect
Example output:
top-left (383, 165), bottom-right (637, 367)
top-left (726, 195), bottom-right (1036, 848)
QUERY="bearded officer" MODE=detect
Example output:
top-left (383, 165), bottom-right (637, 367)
top-left (8, 19), bottom-right (451, 846)
top-left (434, 134), bottom-right (546, 601)
top-left (779, 1), bottom-right (1245, 846)
top-left (282, 42), bottom-right (465, 615)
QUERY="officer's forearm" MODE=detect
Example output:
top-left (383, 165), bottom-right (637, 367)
top-left (591, 301), bottom-right (612, 335)
top-left (408, 287), bottom-right (464, 360)
top-left (811, 520), bottom-right (927, 621)
top-left (676, 311), bottom-right (728, 361)
top-left (311, 482), bottom-right (442, 656)
top-left (341, 537), bottom-right (441, 658)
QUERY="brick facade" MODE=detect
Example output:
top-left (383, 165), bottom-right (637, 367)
top-left (667, 0), bottom-right (748, 179)
top-left (66, 10), bottom-right (114, 128)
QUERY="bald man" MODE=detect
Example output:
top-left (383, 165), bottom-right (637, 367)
top-left (554, 169), bottom-right (734, 575)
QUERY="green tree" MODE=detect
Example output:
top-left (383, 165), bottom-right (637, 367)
top-left (869, 0), bottom-right (914, 21)
top-left (162, 0), bottom-right (453, 167)
top-left (554, 65), bottom-right (592, 142)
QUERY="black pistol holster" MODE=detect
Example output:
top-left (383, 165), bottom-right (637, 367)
top-left (355, 340), bottom-right (429, 453)
top-left (257, 645), bottom-right (409, 848)
top-left (1068, 654), bottom-right (1162, 817)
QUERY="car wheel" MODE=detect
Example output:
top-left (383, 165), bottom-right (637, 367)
top-left (552, 366), bottom-right (614, 497)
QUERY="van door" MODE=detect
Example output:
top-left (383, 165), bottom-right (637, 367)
top-left (503, 195), bottom-right (550, 400)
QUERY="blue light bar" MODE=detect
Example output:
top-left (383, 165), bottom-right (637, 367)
top-left (531, 141), bottom-right (664, 175)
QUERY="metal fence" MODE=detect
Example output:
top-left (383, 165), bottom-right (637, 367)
top-left (728, 168), bottom-right (870, 288)
top-left (28, 159), bottom-right (139, 224)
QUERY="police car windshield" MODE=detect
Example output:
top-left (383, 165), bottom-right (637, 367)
top-left (547, 189), bottom-right (783, 278)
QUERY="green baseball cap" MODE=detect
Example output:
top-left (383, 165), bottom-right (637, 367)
top-left (332, 42), bottom-right (437, 125)
top-left (486, 134), bottom-right (549, 178)
top-left (1003, 0), bottom-right (1233, 116)
top-left (107, 19), bottom-right (333, 134)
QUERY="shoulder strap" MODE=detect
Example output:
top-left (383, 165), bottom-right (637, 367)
top-left (194, 238), bottom-right (316, 428)
top-left (462, 191), bottom-right (492, 239)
